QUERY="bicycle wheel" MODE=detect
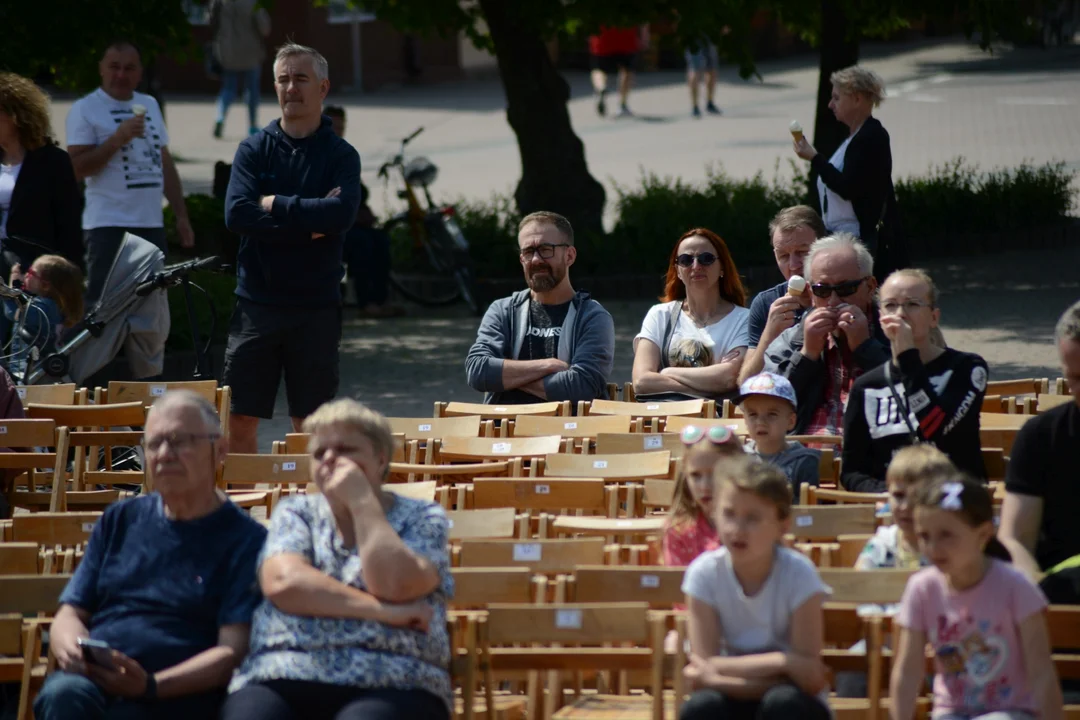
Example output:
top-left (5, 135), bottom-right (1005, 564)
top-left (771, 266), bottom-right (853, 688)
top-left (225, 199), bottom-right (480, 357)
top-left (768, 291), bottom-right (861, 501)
top-left (387, 216), bottom-right (464, 306)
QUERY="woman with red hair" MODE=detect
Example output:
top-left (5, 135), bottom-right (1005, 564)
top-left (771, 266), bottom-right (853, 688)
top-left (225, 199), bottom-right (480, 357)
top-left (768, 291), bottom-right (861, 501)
top-left (632, 228), bottom-right (749, 400)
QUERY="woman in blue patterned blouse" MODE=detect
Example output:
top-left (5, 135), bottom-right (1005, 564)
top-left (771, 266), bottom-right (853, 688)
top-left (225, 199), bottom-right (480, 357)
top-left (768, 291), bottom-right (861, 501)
top-left (222, 399), bottom-right (453, 720)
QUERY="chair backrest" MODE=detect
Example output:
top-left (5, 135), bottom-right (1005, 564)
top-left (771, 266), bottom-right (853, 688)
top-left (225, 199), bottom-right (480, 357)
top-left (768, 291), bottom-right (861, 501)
top-left (26, 401), bottom-right (146, 428)
top-left (485, 601), bottom-right (653, 645)
top-left (542, 451), bottom-right (673, 481)
top-left (0, 418), bottom-right (59, 451)
top-left (585, 398), bottom-right (708, 419)
top-left (440, 401), bottom-right (568, 418)
top-left (458, 538), bottom-right (606, 573)
top-left (280, 433), bottom-right (405, 462)
top-left (385, 481), bottom-right (438, 502)
top-left (512, 414), bottom-right (632, 439)
top-left (573, 565), bottom-right (685, 606)
top-left (788, 505), bottom-right (877, 541)
top-left (12, 513), bottom-right (100, 545)
top-left (439, 435), bottom-right (563, 462)
top-left (804, 485), bottom-right (887, 506)
top-left (1037, 394), bottom-right (1072, 413)
top-left (472, 477), bottom-right (607, 512)
top-left (103, 380), bottom-right (218, 407)
top-left (835, 534), bottom-right (874, 567)
top-left (594, 432), bottom-right (686, 457)
top-left (662, 415), bottom-right (746, 436)
top-left (0, 574), bottom-right (71, 614)
top-left (15, 384), bottom-right (81, 406)
top-left (985, 378), bottom-right (1047, 397)
top-left (388, 460), bottom-right (517, 484)
top-left (0, 543), bottom-right (40, 575)
top-left (450, 567), bottom-right (533, 607)
top-left (1047, 605), bottom-right (1080, 652)
top-left (982, 448), bottom-right (1007, 484)
top-left (446, 508), bottom-right (517, 541)
top-left (222, 454), bottom-right (310, 485)
top-left (819, 568), bottom-right (915, 604)
top-left (642, 479), bottom-right (675, 511)
top-left (388, 415), bottom-right (483, 440)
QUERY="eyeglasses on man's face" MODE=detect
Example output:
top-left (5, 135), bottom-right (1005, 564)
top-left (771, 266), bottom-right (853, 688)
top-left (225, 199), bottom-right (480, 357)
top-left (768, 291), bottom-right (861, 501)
top-left (519, 243), bottom-right (570, 261)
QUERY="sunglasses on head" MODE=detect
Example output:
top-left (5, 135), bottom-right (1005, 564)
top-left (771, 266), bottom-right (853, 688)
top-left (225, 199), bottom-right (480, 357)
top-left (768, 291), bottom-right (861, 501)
top-left (675, 252), bottom-right (718, 268)
top-left (810, 277), bottom-right (868, 299)
top-left (680, 424), bottom-right (736, 447)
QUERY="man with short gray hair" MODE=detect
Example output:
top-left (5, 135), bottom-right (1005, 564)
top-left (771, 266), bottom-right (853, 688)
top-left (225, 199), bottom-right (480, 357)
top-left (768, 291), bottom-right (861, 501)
top-left (225, 42), bottom-right (361, 453)
top-left (762, 233), bottom-right (889, 435)
top-left (466, 211), bottom-right (614, 405)
top-left (1000, 300), bottom-right (1080, 585)
top-left (34, 391), bottom-right (266, 720)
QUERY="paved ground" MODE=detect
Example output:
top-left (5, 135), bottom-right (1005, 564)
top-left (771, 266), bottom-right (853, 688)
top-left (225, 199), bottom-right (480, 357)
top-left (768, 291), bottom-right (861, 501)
top-left (45, 39), bottom-right (1080, 449)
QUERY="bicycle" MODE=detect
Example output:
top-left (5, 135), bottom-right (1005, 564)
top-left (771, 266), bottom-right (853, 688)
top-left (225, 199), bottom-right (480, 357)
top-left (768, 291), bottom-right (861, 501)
top-left (378, 127), bottom-right (481, 314)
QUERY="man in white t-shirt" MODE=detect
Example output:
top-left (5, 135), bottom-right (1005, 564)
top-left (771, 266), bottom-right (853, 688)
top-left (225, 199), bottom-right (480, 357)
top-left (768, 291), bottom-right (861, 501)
top-left (66, 41), bottom-right (194, 303)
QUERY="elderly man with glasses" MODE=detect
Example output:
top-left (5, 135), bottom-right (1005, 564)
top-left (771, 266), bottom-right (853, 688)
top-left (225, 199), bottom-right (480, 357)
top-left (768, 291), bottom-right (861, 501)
top-left (34, 391), bottom-right (267, 720)
top-left (762, 233), bottom-right (889, 437)
top-left (466, 211), bottom-right (614, 406)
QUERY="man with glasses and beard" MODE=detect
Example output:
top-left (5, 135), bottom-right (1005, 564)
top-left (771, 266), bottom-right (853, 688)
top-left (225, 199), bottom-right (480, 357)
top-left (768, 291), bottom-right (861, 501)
top-left (466, 211), bottom-right (614, 406)
top-left (763, 233), bottom-right (889, 436)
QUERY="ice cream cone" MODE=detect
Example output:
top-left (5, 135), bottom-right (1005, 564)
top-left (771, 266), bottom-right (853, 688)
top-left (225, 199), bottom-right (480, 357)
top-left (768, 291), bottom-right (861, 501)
top-left (131, 104), bottom-right (147, 117)
top-left (787, 274), bottom-right (807, 297)
top-left (789, 120), bottom-right (803, 144)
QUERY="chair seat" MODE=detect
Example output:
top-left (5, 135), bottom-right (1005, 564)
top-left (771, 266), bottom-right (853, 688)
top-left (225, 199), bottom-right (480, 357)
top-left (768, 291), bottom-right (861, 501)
top-left (554, 693), bottom-right (673, 720)
top-left (227, 491), bottom-right (271, 509)
top-left (455, 694), bottom-right (527, 720)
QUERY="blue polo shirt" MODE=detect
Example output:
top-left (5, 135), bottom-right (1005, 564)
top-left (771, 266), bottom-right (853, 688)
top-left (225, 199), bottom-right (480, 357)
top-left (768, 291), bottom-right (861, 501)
top-left (60, 494), bottom-right (267, 673)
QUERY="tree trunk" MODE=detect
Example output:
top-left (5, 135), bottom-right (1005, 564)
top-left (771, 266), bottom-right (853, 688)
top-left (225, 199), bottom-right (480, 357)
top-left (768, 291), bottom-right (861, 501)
top-left (477, 0), bottom-right (606, 239)
top-left (813, 0), bottom-right (860, 160)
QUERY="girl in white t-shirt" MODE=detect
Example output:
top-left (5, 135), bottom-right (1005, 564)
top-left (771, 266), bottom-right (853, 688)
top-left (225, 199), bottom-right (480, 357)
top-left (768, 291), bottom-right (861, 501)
top-left (680, 456), bottom-right (831, 719)
top-left (633, 228), bottom-right (749, 400)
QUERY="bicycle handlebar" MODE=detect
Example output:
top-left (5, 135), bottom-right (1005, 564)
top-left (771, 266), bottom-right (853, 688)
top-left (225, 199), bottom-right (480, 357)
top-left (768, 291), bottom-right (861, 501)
top-left (403, 127), bottom-right (424, 145)
top-left (135, 255), bottom-right (223, 297)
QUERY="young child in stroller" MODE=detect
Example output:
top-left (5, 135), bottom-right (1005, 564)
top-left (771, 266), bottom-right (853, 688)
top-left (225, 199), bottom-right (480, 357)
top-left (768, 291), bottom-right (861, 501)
top-left (4, 255), bottom-right (84, 379)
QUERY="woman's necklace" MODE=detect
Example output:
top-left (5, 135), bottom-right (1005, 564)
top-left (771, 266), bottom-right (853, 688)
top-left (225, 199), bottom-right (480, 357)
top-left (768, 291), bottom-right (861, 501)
top-left (683, 300), bottom-right (730, 328)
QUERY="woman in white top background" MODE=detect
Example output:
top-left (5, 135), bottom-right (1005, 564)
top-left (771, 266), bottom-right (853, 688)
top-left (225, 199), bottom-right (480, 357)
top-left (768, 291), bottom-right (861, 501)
top-left (632, 227), bottom-right (749, 401)
top-left (793, 65), bottom-right (904, 282)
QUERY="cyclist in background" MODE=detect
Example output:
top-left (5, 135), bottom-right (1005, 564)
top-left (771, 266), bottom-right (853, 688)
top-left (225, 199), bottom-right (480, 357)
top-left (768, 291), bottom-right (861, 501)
top-left (325, 105), bottom-right (403, 319)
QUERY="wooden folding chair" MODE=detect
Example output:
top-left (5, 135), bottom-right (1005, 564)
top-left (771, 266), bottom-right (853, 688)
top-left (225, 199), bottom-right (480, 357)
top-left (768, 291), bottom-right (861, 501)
top-left (446, 508), bottom-right (517, 543)
top-left (0, 419), bottom-right (68, 512)
top-left (986, 378), bottom-right (1048, 398)
top-left (594, 432), bottom-right (685, 458)
top-left (540, 452), bottom-right (674, 483)
top-left (979, 412), bottom-right (1033, 455)
top-left (439, 435), bottom-right (565, 463)
top-left (97, 380), bottom-right (231, 443)
top-left (472, 603), bottom-right (670, 720)
top-left (580, 398), bottom-right (714, 433)
top-left (387, 460), bottom-right (519, 510)
top-left (551, 517), bottom-right (665, 545)
top-left (450, 567), bottom-right (535, 609)
top-left (802, 484), bottom-right (886, 506)
top-left (385, 480), bottom-right (438, 502)
top-left (14, 384), bottom-right (85, 406)
top-left (835, 534), bottom-right (874, 567)
top-left (388, 415), bottom-right (488, 441)
top-left (641, 479), bottom-right (674, 514)
top-left (572, 565), bottom-right (685, 608)
top-left (1038, 393), bottom-right (1072, 413)
top-left (1047, 605), bottom-right (1080, 718)
top-left (219, 453), bottom-right (310, 516)
top-left (982, 448), bottom-right (1008, 484)
top-left (0, 544), bottom-right (40, 575)
top-left (458, 538), bottom-right (607, 574)
top-left (0, 574), bottom-right (72, 720)
top-left (436, 401), bottom-right (570, 419)
top-left (472, 477), bottom-right (617, 538)
top-left (789, 505), bottom-right (877, 542)
top-left (510, 415), bottom-right (633, 449)
top-left (12, 512), bottom-right (99, 549)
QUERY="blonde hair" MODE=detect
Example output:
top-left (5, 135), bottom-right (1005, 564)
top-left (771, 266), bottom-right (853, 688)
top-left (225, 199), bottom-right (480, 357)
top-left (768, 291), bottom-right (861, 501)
top-left (31, 255), bottom-right (84, 326)
top-left (830, 65), bottom-right (886, 107)
top-left (885, 444), bottom-right (955, 488)
top-left (882, 268), bottom-right (938, 307)
top-left (665, 443), bottom-right (742, 529)
top-left (713, 455), bottom-right (792, 520)
top-left (303, 399), bottom-right (394, 469)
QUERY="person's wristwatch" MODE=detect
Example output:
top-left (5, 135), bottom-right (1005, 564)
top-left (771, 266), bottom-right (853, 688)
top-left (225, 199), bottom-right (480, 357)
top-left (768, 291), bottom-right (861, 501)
top-left (142, 673), bottom-right (157, 701)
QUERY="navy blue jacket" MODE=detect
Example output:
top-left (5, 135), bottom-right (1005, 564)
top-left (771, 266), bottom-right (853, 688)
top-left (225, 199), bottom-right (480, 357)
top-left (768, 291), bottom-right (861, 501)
top-left (225, 116), bottom-right (361, 306)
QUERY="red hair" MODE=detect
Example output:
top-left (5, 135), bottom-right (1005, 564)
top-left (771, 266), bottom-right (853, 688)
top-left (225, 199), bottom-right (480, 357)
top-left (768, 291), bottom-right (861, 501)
top-left (661, 228), bottom-right (747, 306)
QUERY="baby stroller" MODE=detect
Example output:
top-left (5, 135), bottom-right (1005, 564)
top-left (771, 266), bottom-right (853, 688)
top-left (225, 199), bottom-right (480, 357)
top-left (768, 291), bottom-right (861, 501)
top-left (2, 232), bottom-right (221, 386)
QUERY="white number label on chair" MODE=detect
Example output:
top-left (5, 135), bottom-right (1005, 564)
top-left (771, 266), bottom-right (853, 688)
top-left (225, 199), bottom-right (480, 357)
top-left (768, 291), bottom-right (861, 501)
top-left (795, 515), bottom-right (813, 527)
top-left (447, 519), bottom-right (454, 529)
top-left (494, 407), bottom-right (508, 412)
top-left (616, 520), bottom-right (632, 528)
top-left (563, 422), bottom-right (578, 430)
top-left (535, 484), bottom-right (551, 495)
top-left (646, 404), bottom-right (660, 410)
top-left (555, 609), bottom-right (583, 629)
top-left (640, 574), bottom-right (660, 588)
top-left (16, 388), bottom-right (25, 399)
top-left (0, 426), bottom-right (7, 435)
top-left (82, 523), bottom-right (95, 532)
top-left (418, 424), bottom-right (432, 432)
top-left (282, 462), bottom-right (297, 472)
top-left (643, 435), bottom-right (663, 450)
top-left (593, 460), bottom-right (608, 469)
top-left (491, 442), bottom-right (512, 454)
top-left (512, 543), bottom-right (542, 562)
top-left (149, 385), bottom-right (167, 397)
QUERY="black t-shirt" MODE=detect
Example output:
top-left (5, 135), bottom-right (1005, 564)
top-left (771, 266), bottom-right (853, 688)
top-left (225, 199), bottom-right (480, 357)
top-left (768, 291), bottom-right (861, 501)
top-left (494, 300), bottom-right (571, 405)
top-left (1005, 400), bottom-right (1080, 570)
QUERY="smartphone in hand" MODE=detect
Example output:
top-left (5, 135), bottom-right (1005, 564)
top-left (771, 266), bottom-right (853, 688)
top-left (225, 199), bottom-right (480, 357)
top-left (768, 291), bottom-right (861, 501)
top-left (78, 638), bottom-right (116, 670)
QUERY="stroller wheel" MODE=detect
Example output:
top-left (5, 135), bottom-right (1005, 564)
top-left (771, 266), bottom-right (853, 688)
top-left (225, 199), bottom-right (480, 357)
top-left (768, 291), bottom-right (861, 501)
top-left (43, 353), bottom-right (70, 378)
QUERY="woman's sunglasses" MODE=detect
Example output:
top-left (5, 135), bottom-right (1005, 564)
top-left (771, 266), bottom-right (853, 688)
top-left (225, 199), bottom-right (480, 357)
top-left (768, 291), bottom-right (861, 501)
top-left (675, 252), bottom-right (718, 268)
top-left (680, 424), bottom-right (736, 447)
top-left (809, 277), bottom-right (867, 299)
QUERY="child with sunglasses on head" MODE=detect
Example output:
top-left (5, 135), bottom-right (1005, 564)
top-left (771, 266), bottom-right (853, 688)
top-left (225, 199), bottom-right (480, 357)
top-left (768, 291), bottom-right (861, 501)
top-left (735, 372), bottom-right (819, 502)
top-left (680, 456), bottom-right (832, 720)
top-left (5, 255), bottom-right (83, 379)
top-left (662, 424), bottom-right (745, 570)
top-left (891, 475), bottom-right (1063, 720)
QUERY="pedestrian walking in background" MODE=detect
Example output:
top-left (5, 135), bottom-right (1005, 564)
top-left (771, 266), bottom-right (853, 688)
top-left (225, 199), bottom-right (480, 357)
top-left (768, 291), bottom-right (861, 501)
top-left (210, 0), bottom-right (272, 139)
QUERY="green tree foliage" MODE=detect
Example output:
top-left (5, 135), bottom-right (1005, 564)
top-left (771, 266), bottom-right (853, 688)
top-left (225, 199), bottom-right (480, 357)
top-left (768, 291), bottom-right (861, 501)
top-left (0, 0), bottom-right (193, 90)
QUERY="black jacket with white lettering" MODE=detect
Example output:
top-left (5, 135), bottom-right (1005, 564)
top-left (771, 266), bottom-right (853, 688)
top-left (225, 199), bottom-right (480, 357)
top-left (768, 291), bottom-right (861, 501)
top-left (840, 348), bottom-right (988, 492)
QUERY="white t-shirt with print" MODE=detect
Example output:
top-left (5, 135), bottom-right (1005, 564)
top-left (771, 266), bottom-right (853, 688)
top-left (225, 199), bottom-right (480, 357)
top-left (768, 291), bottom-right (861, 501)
top-left (635, 302), bottom-right (749, 365)
top-left (65, 89), bottom-right (169, 229)
top-left (0, 161), bottom-right (21, 239)
top-left (817, 130), bottom-right (860, 235)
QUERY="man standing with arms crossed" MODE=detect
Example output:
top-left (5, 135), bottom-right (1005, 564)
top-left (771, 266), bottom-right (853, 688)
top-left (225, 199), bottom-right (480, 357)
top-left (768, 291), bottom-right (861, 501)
top-left (66, 41), bottom-right (194, 303)
top-left (224, 43), bottom-right (360, 452)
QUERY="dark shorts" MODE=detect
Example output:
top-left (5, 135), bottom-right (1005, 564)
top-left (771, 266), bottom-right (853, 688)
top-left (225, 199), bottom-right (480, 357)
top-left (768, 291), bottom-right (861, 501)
top-left (223, 297), bottom-right (341, 420)
top-left (591, 53), bottom-right (638, 74)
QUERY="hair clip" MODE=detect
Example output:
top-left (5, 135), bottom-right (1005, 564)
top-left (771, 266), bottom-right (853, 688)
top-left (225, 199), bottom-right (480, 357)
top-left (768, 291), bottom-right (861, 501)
top-left (940, 482), bottom-right (964, 510)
